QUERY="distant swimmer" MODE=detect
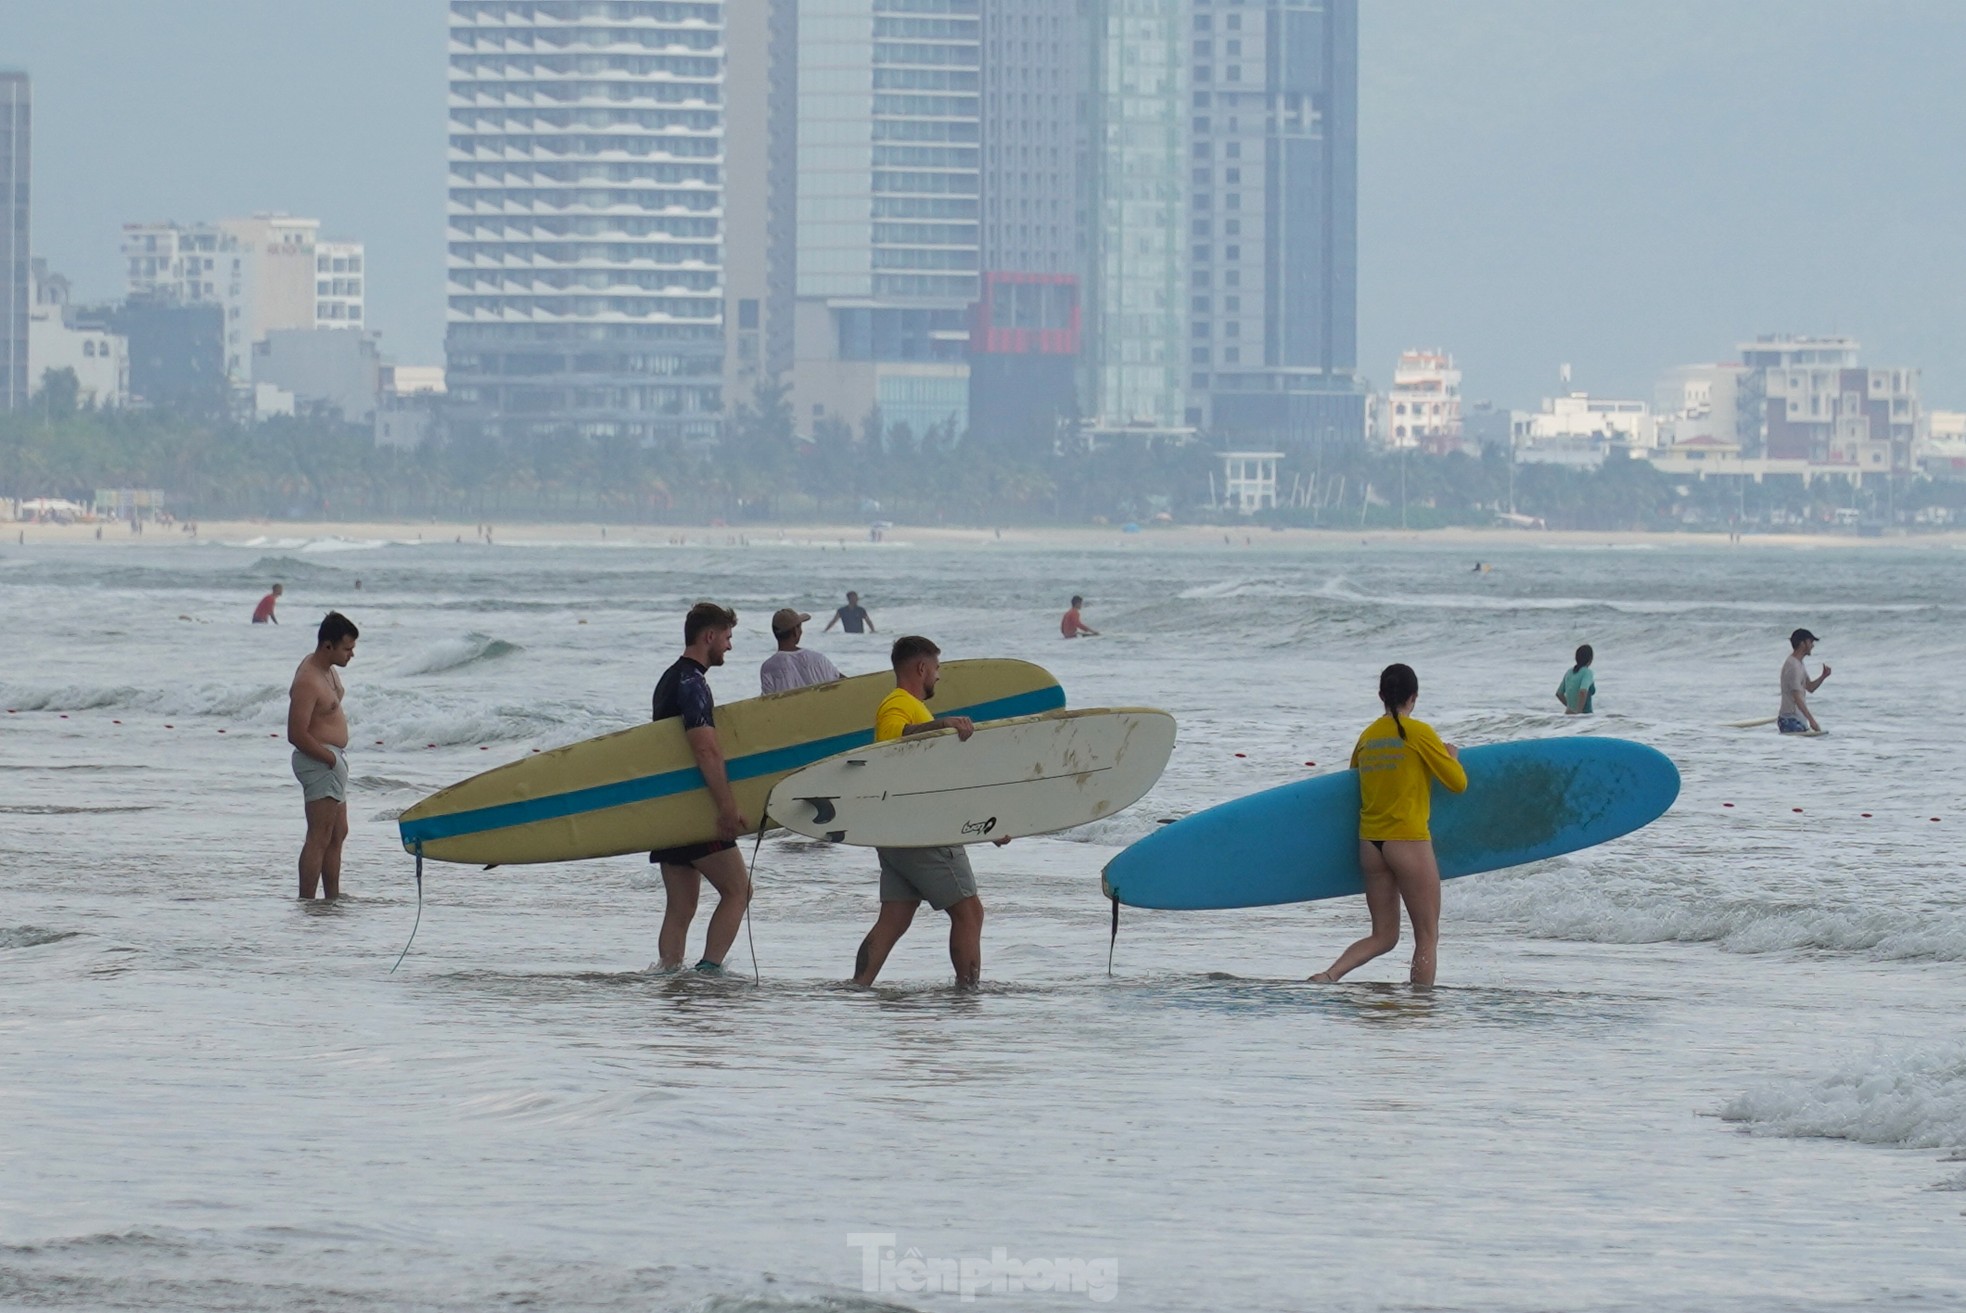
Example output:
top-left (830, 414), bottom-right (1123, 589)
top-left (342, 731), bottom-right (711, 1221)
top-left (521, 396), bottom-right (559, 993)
top-left (1556, 643), bottom-right (1596, 715)
top-left (1778, 628), bottom-right (1830, 734)
top-left (286, 611), bottom-right (359, 900)
top-left (253, 583), bottom-right (283, 625)
top-left (823, 590), bottom-right (876, 635)
top-left (851, 635), bottom-right (994, 989)
top-left (1310, 663), bottom-right (1466, 987)
top-left (1060, 595), bottom-right (1101, 639)
top-left (760, 607), bottom-right (843, 695)
top-left (650, 602), bottom-right (752, 973)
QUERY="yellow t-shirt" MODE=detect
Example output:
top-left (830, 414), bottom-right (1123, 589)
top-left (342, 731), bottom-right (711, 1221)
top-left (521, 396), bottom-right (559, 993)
top-left (1351, 713), bottom-right (1468, 841)
top-left (875, 687), bottom-right (933, 742)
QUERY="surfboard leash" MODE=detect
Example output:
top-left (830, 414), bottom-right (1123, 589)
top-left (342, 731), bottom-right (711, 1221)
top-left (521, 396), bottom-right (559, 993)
top-left (390, 842), bottom-right (424, 975)
top-left (1107, 893), bottom-right (1119, 977)
top-left (743, 817), bottom-right (767, 984)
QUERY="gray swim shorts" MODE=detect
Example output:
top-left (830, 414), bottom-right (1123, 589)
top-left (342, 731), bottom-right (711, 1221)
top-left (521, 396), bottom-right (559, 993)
top-left (292, 746), bottom-right (349, 804)
top-left (876, 845), bottom-right (978, 911)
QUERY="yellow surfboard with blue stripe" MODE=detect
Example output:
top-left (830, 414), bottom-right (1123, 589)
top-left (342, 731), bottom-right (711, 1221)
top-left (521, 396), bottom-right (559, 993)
top-left (397, 659), bottom-right (1063, 866)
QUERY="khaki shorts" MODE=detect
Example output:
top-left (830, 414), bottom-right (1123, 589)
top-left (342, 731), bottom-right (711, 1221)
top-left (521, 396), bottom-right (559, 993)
top-left (292, 746), bottom-right (348, 804)
top-left (876, 845), bottom-right (978, 911)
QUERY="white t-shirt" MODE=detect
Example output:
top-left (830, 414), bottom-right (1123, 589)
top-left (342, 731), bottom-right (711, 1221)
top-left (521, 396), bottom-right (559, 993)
top-left (760, 646), bottom-right (843, 695)
top-left (1779, 655), bottom-right (1808, 719)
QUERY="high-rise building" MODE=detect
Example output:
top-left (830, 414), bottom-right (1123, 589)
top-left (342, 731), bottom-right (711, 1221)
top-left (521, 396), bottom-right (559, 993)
top-left (445, 0), bottom-right (726, 444)
top-left (967, 0), bottom-right (1087, 452)
top-left (1192, 0), bottom-right (1363, 448)
top-left (1, 71), bottom-right (28, 411)
top-left (1084, 0), bottom-right (1189, 438)
top-left (723, 0), bottom-right (798, 406)
top-left (792, 0), bottom-right (979, 442)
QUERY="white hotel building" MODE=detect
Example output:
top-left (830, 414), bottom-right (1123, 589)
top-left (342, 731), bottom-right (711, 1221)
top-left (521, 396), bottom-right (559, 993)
top-left (443, 0), bottom-right (726, 444)
top-left (121, 214), bottom-right (365, 386)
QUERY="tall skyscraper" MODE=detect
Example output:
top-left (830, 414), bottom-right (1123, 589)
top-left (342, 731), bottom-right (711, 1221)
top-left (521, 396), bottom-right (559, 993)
top-left (1, 71), bottom-right (28, 411)
top-left (792, 0), bottom-right (979, 442)
top-left (967, 0), bottom-right (1086, 452)
top-left (445, 0), bottom-right (726, 444)
top-left (1084, 0), bottom-right (1189, 437)
top-left (723, 0), bottom-right (798, 405)
top-left (1192, 0), bottom-right (1362, 446)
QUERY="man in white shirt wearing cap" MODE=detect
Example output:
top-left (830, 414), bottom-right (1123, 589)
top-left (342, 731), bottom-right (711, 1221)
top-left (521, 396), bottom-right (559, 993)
top-left (760, 607), bottom-right (845, 695)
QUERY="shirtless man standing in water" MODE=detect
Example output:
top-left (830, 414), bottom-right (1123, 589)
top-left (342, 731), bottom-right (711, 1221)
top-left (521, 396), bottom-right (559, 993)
top-left (286, 611), bottom-right (359, 899)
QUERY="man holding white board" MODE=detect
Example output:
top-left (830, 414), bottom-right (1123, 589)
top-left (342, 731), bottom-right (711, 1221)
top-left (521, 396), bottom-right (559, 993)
top-left (851, 635), bottom-right (988, 988)
top-left (1778, 628), bottom-right (1830, 734)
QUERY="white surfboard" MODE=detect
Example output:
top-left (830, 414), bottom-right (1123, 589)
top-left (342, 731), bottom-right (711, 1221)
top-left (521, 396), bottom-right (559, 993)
top-left (765, 708), bottom-right (1176, 847)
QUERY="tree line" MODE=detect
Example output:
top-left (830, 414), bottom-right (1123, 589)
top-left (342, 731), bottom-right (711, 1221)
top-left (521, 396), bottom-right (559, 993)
top-left (3, 372), bottom-right (1954, 530)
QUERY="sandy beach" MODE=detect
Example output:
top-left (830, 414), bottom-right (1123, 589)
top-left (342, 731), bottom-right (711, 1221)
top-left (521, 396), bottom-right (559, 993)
top-left (7, 515), bottom-right (1963, 552)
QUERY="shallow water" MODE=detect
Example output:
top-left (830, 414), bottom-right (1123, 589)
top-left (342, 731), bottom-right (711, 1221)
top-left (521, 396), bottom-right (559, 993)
top-left (2, 534), bottom-right (1963, 1311)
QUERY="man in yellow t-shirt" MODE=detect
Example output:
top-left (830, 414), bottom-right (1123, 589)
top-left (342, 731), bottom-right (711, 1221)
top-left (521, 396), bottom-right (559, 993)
top-left (853, 634), bottom-right (987, 987)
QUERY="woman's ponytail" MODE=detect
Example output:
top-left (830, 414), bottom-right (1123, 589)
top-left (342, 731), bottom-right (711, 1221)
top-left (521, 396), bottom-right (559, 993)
top-left (1573, 643), bottom-right (1594, 675)
top-left (1378, 663), bottom-right (1419, 740)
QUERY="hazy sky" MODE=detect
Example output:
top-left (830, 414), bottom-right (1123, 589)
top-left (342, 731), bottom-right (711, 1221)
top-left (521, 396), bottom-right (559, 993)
top-left (4, 0), bottom-right (1963, 408)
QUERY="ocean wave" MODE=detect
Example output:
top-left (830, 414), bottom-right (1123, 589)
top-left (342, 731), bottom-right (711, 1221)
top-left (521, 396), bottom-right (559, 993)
top-left (1449, 867), bottom-right (1966, 962)
top-left (392, 633), bottom-right (523, 676)
top-left (1720, 1041), bottom-right (1966, 1163)
top-left (0, 681), bottom-right (286, 719)
top-left (356, 698), bottom-right (587, 748)
top-left (244, 554), bottom-right (347, 583)
top-left (1, 925), bottom-right (80, 950)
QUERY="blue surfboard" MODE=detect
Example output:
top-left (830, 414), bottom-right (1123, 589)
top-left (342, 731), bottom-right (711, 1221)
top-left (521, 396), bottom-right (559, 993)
top-left (1100, 737), bottom-right (1679, 910)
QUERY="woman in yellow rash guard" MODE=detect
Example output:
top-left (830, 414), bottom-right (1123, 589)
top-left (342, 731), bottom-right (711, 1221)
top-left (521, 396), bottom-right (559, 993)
top-left (1310, 663), bottom-right (1467, 987)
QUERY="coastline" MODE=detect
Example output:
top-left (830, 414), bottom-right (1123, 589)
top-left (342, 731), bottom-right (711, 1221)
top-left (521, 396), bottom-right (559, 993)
top-left (5, 515), bottom-right (1963, 552)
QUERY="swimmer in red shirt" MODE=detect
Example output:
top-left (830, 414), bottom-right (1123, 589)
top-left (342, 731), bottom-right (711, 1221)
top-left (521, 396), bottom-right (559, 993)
top-left (253, 583), bottom-right (284, 624)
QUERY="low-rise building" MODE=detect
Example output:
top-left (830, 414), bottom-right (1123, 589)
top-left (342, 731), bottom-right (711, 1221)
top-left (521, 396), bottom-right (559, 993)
top-left (1511, 392), bottom-right (1656, 466)
top-left (1216, 450), bottom-right (1282, 513)
top-left (252, 328), bottom-right (380, 425)
top-left (1383, 351), bottom-right (1464, 453)
top-left (28, 260), bottom-right (127, 407)
top-left (1733, 335), bottom-right (1917, 470)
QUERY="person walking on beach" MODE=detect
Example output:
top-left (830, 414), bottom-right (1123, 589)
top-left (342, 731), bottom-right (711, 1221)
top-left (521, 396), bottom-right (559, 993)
top-left (1310, 663), bottom-right (1466, 987)
top-left (824, 590), bottom-right (876, 635)
top-left (851, 635), bottom-right (989, 988)
top-left (1555, 643), bottom-right (1595, 714)
top-left (1778, 628), bottom-right (1830, 734)
top-left (253, 583), bottom-right (283, 625)
top-left (286, 611), bottom-right (359, 900)
top-left (650, 602), bottom-right (752, 972)
top-left (760, 607), bottom-right (843, 695)
top-left (1060, 595), bottom-right (1101, 639)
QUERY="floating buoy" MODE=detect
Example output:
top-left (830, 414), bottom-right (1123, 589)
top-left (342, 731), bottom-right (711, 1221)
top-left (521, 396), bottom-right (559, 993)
top-left (479, 745), bottom-right (489, 751)
top-left (1722, 802), bottom-right (1734, 808)
top-left (1861, 813), bottom-right (1872, 818)
top-left (216, 729), bottom-right (226, 734)
top-left (112, 719), bottom-right (121, 724)
top-left (1234, 752), bottom-right (1246, 759)
top-left (375, 739), bottom-right (383, 745)
top-left (426, 743), bottom-right (437, 749)
top-left (1792, 807), bottom-right (1803, 813)
top-left (58, 714), bottom-right (68, 720)
top-left (164, 724), bottom-right (174, 729)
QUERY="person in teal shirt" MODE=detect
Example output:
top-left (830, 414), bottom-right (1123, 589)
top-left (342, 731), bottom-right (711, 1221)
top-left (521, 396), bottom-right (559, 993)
top-left (1556, 644), bottom-right (1595, 714)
